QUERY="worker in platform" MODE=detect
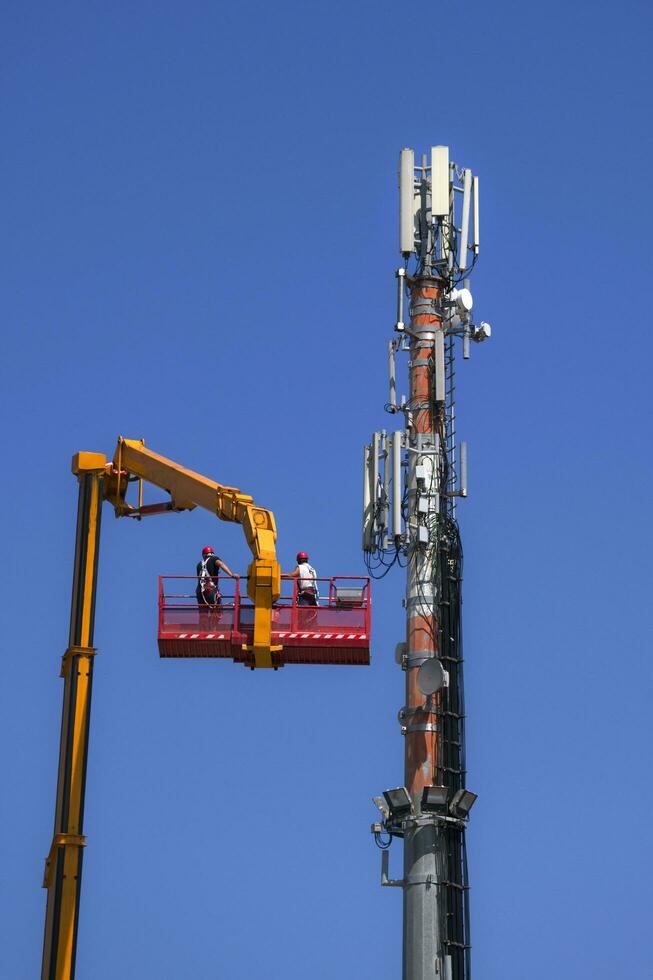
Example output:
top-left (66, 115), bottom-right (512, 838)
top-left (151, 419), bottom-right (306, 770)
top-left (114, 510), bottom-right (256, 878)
top-left (288, 551), bottom-right (319, 606)
top-left (196, 546), bottom-right (235, 610)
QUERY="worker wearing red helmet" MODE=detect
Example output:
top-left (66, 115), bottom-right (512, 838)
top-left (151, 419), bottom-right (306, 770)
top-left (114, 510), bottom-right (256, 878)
top-left (196, 546), bottom-right (235, 609)
top-left (288, 550), bottom-right (319, 606)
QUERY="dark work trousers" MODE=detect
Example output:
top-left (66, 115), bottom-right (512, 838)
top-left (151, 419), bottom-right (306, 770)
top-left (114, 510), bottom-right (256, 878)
top-left (196, 581), bottom-right (222, 606)
top-left (197, 584), bottom-right (222, 625)
top-left (298, 589), bottom-right (318, 606)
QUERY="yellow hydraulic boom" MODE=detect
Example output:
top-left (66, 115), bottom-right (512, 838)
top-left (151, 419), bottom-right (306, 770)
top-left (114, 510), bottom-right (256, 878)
top-left (106, 437), bottom-right (281, 667)
top-left (41, 439), bottom-right (280, 980)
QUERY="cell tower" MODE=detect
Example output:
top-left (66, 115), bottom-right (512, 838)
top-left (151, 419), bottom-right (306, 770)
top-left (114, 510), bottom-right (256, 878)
top-left (365, 147), bottom-right (490, 980)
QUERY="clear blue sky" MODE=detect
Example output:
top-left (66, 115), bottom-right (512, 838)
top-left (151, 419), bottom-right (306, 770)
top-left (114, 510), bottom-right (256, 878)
top-left (1, 2), bottom-right (652, 977)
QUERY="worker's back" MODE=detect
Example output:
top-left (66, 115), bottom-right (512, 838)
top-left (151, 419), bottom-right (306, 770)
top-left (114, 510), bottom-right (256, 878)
top-left (297, 561), bottom-right (317, 591)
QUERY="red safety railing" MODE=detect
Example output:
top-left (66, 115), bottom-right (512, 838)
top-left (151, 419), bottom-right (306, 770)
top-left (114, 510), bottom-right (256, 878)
top-left (158, 575), bottom-right (240, 635)
top-left (158, 575), bottom-right (371, 665)
top-left (235, 577), bottom-right (370, 635)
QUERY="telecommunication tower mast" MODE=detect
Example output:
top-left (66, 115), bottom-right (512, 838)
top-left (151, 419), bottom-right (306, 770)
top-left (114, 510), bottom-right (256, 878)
top-left (365, 147), bottom-right (490, 980)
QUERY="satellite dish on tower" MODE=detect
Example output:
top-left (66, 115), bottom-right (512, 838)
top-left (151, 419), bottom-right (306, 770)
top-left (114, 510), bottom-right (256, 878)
top-left (417, 657), bottom-right (445, 696)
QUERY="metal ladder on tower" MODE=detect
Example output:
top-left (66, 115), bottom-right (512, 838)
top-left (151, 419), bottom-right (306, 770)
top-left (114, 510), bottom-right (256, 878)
top-left (436, 332), bottom-right (472, 980)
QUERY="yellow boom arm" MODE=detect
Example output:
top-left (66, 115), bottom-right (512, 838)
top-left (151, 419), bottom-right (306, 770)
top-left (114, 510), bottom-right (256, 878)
top-left (105, 437), bottom-right (281, 669)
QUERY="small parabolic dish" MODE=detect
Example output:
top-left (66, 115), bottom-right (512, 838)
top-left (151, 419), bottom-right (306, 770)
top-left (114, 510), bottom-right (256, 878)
top-left (417, 657), bottom-right (445, 696)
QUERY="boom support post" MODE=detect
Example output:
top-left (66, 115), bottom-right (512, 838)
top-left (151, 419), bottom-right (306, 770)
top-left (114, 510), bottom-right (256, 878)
top-left (41, 452), bottom-right (105, 980)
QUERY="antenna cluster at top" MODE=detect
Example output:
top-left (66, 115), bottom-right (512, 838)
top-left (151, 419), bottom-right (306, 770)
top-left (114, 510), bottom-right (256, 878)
top-left (361, 145), bottom-right (492, 564)
top-left (399, 147), bottom-right (479, 279)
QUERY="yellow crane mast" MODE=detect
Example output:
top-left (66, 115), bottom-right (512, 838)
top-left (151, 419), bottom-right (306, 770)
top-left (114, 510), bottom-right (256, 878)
top-left (41, 438), bottom-right (281, 980)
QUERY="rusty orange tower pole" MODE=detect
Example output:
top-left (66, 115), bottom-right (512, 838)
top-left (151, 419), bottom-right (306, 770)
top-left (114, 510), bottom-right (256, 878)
top-left (401, 272), bottom-right (446, 975)
top-left (366, 147), bottom-right (489, 980)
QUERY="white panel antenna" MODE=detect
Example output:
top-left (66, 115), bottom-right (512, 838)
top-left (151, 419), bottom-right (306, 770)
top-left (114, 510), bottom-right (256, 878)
top-left (399, 149), bottom-right (415, 255)
top-left (392, 430), bottom-right (402, 539)
top-left (382, 432), bottom-right (390, 548)
top-left (430, 146), bottom-right (450, 217)
top-left (362, 445), bottom-right (373, 550)
top-left (434, 331), bottom-right (445, 402)
top-left (458, 169), bottom-right (472, 272)
top-left (372, 432), bottom-right (380, 535)
top-left (388, 341), bottom-right (397, 408)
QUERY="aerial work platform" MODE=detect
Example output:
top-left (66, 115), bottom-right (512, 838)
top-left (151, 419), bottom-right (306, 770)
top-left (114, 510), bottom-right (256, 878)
top-left (158, 576), bottom-right (371, 667)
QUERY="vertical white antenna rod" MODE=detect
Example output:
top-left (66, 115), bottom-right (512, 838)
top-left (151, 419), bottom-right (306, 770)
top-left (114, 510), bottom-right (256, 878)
top-left (396, 267), bottom-right (406, 329)
top-left (460, 441), bottom-right (468, 497)
top-left (392, 429), bottom-right (402, 539)
top-left (372, 432), bottom-right (380, 538)
top-left (458, 169), bottom-right (472, 271)
top-left (434, 330), bottom-right (446, 402)
top-left (362, 444), bottom-right (372, 550)
top-left (400, 149), bottom-right (415, 255)
top-left (382, 432), bottom-right (390, 549)
top-left (388, 341), bottom-right (397, 408)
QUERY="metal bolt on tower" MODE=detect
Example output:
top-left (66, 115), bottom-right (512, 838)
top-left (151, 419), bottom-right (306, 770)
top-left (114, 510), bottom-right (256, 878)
top-left (364, 147), bottom-right (491, 980)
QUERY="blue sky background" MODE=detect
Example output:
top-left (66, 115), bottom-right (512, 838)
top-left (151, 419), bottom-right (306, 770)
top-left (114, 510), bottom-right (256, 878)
top-left (1, 2), bottom-right (652, 977)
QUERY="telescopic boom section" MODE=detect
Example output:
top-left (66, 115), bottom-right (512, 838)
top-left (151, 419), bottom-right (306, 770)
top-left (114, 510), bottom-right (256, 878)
top-left (106, 438), bottom-right (281, 669)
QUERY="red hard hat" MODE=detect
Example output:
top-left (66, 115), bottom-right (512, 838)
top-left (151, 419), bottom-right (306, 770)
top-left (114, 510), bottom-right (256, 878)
top-left (202, 546), bottom-right (214, 556)
top-left (296, 551), bottom-right (308, 562)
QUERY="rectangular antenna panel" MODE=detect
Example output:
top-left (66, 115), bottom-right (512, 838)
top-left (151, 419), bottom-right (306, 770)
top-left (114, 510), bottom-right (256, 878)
top-left (399, 148), bottom-right (415, 254)
top-left (460, 441), bottom-right (468, 497)
top-left (381, 430), bottom-right (389, 526)
top-left (388, 341), bottom-right (397, 407)
top-left (381, 434), bottom-right (389, 548)
top-left (430, 146), bottom-right (450, 217)
top-left (472, 175), bottom-right (480, 253)
top-left (372, 432), bottom-right (380, 526)
top-left (362, 444), bottom-right (373, 551)
top-left (392, 430), bottom-right (402, 539)
top-left (434, 330), bottom-right (445, 402)
top-left (458, 169), bottom-right (472, 271)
